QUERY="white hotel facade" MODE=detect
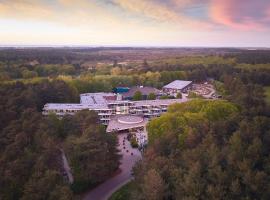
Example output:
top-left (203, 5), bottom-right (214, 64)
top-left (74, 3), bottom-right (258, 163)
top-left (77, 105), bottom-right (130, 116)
top-left (43, 80), bottom-right (192, 146)
top-left (43, 92), bottom-right (188, 125)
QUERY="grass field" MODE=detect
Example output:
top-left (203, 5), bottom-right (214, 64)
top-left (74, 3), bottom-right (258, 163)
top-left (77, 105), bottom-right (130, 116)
top-left (264, 87), bottom-right (270, 105)
top-left (108, 181), bottom-right (134, 200)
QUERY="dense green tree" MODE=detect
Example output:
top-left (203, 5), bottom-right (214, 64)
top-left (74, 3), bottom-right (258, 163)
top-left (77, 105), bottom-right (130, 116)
top-left (0, 81), bottom-right (120, 199)
top-left (147, 93), bottom-right (156, 100)
top-left (65, 110), bottom-right (121, 193)
top-left (142, 169), bottom-right (165, 200)
top-left (176, 92), bottom-right (182, 99)
top-left (133, 97), bottom-right (270, 200)
top-left (133, 91), bottom-right (143, 101)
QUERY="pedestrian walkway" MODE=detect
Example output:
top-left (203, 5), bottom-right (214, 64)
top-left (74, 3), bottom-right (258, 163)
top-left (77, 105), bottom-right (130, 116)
top-left (61, 149), bottom-right (74, 184)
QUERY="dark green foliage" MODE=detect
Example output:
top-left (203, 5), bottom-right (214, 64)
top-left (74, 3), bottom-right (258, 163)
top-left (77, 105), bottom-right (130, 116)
top-left (160, 95), bottom-right (175, 99)
top-left (65, 111), bottom-right (121, 193)
top-left (187, 91), bottom-right (203, 98)
top-left (0, 81), bottom-right (120, 199)
top-left (130, 137), bottom-right (139, 148)
top-left (176, 92), bottom-right (182, 99)
top-left (147, 93), bottom-right (156, 100)
top-left (0, 48), bottom-right (270, 200)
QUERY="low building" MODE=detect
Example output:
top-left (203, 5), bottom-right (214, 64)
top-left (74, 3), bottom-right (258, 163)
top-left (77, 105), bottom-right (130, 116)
top-left (122, 86), bottom-right (161, 100)
top-left (43, 93), bottom-right (130, 125)
top-left (129, 99), bottom-right (187, 119)
top-left (43, 92), bottom-right (188, 125)
top-left (163, 80), bottom-right (193, 95)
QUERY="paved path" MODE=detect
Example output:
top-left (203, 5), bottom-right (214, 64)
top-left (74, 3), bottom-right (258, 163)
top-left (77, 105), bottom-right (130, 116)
top-left (83, 133), bottom-right (142, 200)
top-left (61, 149), bottom-right (74, 184)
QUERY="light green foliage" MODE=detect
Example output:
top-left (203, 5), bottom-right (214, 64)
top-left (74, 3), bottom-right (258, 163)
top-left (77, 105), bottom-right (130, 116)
top-left (188, 91), bottom-right (204, 99)
top-left (153, 56), bottom-right (236, 66)
top-left (236, 63), bottom-right (270, 70)
top-left (147, 100), bottom-right (238, 144)
top-left (22, 70), bottom-right (38, 79)
top-left (160, 71), bottom-right (186, 85)
top-left (111, 67), bottom-right (122, 75)
top-left (213, 80), bottom-right (227, 96)
top-left (264, 86), bottom-right (270, 105)
top-left (201, 100), bottom-right (238, 121)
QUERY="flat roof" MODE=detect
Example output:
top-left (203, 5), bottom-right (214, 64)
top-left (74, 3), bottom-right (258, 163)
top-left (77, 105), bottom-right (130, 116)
top-left (106, 115), bottom-right (148, 133)
top-left (43, 103), bottom-right (108, 110)
top-left (132, 98), bottom-right (188, 107)
top-left (80, 92), bottom-right (116, 104)
top-left (163, 80), bottom-right (192, 90)
top-left (43, 91), bottom-right (190, 113)
top-left (43, 99), bottom-right (189, 111)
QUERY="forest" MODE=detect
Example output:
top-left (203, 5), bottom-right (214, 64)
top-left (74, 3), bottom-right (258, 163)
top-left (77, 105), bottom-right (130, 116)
top-left (0, 80), bottom-right (120, 199)
top-left (0, 48), bottom-right (270, 200)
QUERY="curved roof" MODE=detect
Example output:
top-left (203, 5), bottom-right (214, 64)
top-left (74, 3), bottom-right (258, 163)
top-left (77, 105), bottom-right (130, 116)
top-left (106, 115), bottom-right (148, 133)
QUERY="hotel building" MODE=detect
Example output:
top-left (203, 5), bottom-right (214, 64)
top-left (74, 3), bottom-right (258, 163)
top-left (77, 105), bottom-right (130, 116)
top-left (43, 92), bottom-right (188, 125)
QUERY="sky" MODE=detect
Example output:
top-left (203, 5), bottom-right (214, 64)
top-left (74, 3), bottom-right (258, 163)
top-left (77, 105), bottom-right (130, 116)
top-left (0, 0), bottom-right (270, 47)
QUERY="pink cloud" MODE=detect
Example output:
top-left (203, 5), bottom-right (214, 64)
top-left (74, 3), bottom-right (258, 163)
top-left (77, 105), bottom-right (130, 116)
top-left (210, 0), bottom-right (270, 30)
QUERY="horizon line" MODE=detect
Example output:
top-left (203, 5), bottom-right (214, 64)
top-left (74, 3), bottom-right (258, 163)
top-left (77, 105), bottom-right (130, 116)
top-left (0, 45), bottom-right (269, 49)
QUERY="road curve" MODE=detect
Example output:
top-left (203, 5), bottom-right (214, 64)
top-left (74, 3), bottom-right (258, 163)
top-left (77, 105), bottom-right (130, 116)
top-left (83, 133), bottom-right (142, 200)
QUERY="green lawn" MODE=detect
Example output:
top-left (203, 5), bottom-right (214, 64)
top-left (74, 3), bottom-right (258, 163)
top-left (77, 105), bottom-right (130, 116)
top-left (264, 87), bottom-right (270, 105)
top-left (108, 181), bottom-right (134, 200)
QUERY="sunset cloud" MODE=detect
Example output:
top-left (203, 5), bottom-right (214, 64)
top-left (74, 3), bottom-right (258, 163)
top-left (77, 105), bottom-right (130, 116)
top-left (111, 0), bottom-right (270, 30)
top-left (209, 0), bottom-right (270, 30)
top-left (112, 0), bottom-right (214, 30)
top-left (0, 0), bottom-right (269, 46)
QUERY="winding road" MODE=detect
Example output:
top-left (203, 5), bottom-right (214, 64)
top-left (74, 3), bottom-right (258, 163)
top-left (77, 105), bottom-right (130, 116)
top-left (83, 133), bottom-right (142, 200)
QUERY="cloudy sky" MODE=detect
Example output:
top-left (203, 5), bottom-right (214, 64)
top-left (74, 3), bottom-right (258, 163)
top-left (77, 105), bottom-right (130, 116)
top-left (0, 0), bottom-right (270, 47)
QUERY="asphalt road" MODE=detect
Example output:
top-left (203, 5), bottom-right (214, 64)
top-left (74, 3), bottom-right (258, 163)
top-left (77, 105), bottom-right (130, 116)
top-left (83, 133), bottom-right (142, 200)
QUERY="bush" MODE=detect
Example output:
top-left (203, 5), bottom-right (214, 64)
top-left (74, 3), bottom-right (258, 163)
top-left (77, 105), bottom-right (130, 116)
top-left (70, 180), bottom-right (94, 194)
top-left (160, 95), bottom-right (175, 99)
top-left (176, 92), bottom-right (182, 99)
top-left (187, 91), bottom-right (203, 99)
top-left (133, 91), bottom-right (142, 101)
top-left (130, 137), bottom-right (139, 148)
top-left (147, 93), bottom-right (156, 100)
